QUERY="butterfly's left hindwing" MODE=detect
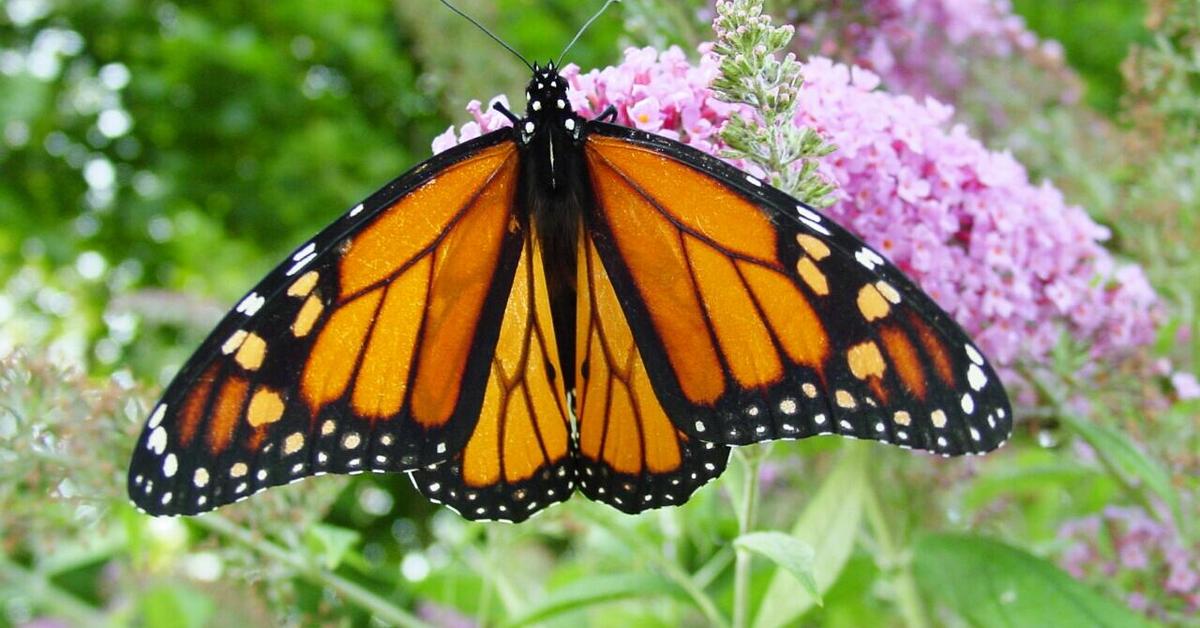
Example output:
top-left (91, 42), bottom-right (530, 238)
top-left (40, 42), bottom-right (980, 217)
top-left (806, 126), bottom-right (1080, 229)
top-left (410, 226), bottom-right (576, 523)
top-left (129, 134), bottom-right (525, 515)
top-left (582, 124), bottom-right (1012, 457)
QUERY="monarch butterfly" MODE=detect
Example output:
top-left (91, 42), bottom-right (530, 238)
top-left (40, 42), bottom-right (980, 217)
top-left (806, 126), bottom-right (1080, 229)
top-left (128, 14), bottom-right (1011, 524)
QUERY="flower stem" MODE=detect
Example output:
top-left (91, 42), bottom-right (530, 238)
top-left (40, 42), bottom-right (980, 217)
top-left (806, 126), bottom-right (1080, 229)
top-left (572, 506), bottom-right (727, 626)
top-left (732, 443), bottom-right (770, 628)
top-left (193, 514), bottom-right (428, 628)
top-left (862, 479), bottom-right (929, 628)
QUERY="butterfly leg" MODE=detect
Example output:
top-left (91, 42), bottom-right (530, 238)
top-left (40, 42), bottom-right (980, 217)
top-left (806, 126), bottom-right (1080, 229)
top-left (596, 105), bottom-right (617, 123)
top-left (492, 102), bottom-right (522, 125)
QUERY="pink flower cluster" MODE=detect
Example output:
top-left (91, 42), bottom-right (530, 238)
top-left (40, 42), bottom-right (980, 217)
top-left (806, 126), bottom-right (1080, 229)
top-left (431, 46), bottom-right (1160, 369)
top-left (792, 0), bottom-right (1074, 103)
top-left (1059, 506), bottom-right (1199, 619)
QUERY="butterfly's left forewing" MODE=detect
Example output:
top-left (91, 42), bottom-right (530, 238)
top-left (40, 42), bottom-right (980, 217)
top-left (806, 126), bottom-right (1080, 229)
top-left (582, 125), bottom-right (1012, 457)
top-left (129, 135), bottom-right (527, 515)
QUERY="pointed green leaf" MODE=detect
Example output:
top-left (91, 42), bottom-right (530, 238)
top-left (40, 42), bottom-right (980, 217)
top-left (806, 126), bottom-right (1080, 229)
top-left (913, 533), bottom-right (1155, 628)
top-left (303, 523), bottom-right (361, 570)
top-left (754, 443), bottom-right (867, 628)
top-left (735, 531), bottom-right (819, 601)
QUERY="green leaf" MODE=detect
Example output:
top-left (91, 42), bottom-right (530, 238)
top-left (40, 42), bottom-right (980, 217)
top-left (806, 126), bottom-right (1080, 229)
top-left (1057, 412), bottom-right (1182, 526)
top-left (754, 443), bottom-right (867, 628)
top-left (734, 531), bottom-right (819, 602)
top-left (140, 585), bottom-right (215, 628)
top-left (502, 573), bottom-right (680, 627)
top-left (913, 533), bottom-right (1155, 628)
top-left (303, 523), bottom-right (361, 570)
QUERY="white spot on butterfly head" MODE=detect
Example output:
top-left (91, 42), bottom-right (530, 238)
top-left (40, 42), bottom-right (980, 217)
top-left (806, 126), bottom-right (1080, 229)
top-left (524, 121), bottom-right (535, 134)
top-left (564, 118), bottom-right (576, 131)
top-left (556, 98), bottom-right (565, 109)
top-left (694, 420), bottom-right (706, 433)
top-left (532, 100), bottom-right (542, 111)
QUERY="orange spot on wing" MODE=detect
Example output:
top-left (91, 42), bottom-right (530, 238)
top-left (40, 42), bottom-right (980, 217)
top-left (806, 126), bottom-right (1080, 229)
top-left (179, 364), bottom-right (219, 446)
top-left (587, 156), bottom-right (725, 405)
top-left (881, 325), bottom-right (927, 399)
top-left (908, 313), bottom-right (955, 386)
top-left (208, 376), bottom-right (249, 454)
top-left (410, 156), bottom-right (519, 428)
top-left (737, 262), bottom-right (829, 370)
top-left (302, 288), bottom-right (383, 412)
top-left (684, 234), bottom-right (782, 388)
top-left (247, 386), bottom-right (284, 427)
top-left (339, 143), bottom-right (515, 297)
top-left (587, 136), bottom-right (780, 265)
top-left (351, 257), bottom-right (429, 418)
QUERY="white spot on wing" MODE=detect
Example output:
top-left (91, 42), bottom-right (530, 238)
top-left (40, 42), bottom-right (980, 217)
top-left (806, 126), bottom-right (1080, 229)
top-left (965, 344), bottom-right (984, 365)
top-left (855, 247), bottom-right (885, 270)
top-left (236, 292), bottom-right (265, 316)
top-left (746, 175), bottom-right (762, 187)
top-left (348, 203), bottom-right (364, 217)
top-left (796, 206), bottom-right (822, 223)
top-left (162, 453), bottom-right (178, 477)
top-left (147, 426), bottom-right (167, 455)
top-left (148, 404), bottom-right (166, 429)
top-left (961, 393), bottom-right (975, 414)
top-left (967, 364), bottom-right (987, 391)
top-left (286, 251), bottom-right (317, 277)
top-left (800, 217), bottom-right (831, 236)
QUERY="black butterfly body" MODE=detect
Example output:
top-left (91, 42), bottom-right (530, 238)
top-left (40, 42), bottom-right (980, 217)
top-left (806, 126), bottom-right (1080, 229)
top-left (129, 61), bottom-right (1011, 522)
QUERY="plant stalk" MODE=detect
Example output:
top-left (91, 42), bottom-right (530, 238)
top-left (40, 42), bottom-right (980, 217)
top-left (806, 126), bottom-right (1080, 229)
top-left (732, 444), bottom-right (769, 628)
top-left (862, 480), bottom-right (928, 628)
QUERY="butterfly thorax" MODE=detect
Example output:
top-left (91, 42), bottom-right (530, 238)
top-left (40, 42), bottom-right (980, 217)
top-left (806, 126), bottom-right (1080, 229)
top-left (518, 62), bottom-right (588, 397)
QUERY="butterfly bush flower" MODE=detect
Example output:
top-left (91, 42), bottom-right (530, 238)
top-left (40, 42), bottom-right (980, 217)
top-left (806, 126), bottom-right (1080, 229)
top-left (1058, 505), bottom-right (1200, 620)
top-left (791, 0), bottom-right (1076, 105)
top-left (431, 46), bottom-right (1159, 369)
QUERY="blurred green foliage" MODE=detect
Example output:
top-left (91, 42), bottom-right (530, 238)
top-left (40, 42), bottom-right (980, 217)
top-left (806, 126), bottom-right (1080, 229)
top-left (1012, 0), bottom-right (1148, 113)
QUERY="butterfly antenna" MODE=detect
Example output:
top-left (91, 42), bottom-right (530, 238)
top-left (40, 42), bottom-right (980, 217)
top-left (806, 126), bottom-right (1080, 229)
top-left (439, 0), bottom-right (534, 72)
top-left (557, 0), bottom-right (621, 67)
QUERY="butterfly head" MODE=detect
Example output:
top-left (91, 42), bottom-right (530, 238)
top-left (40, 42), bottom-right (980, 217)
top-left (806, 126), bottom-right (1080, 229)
top-left (523, 61), bottom-right (580, 141)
